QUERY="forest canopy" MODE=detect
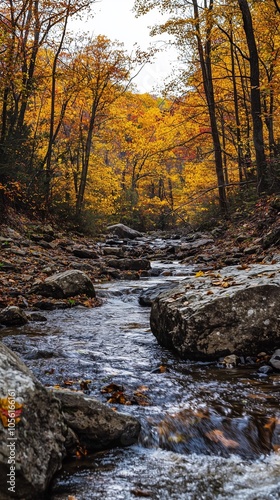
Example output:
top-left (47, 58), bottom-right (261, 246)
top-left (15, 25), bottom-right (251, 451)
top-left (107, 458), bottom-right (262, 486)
top-left (0, 0), bottom-right (279, 232)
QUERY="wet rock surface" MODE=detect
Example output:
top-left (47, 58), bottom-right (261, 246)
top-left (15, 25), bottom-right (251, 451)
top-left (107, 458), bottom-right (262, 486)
top-left (30, 269), bottom-right (96, 299)
top-left (150, 263), bottom-right (280, 360)
top-left (52, 389), bottom-right (141, 452)
top-left (0, 306), bottom-right (29, 326)
top-left (106, 223), bottom-right (142, 239)
top-left (0, 342), bottom-right (66, 499)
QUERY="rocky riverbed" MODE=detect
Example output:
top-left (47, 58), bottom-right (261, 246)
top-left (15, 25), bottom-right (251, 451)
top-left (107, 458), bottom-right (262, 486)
top-left (1, 205), bottom-right (280, 498)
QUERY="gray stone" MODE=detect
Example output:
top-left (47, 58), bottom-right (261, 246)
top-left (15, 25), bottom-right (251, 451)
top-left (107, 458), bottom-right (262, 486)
top-left (222, 354), bottom-right (239, 368)
top-left (0, 343), bottom-right (66, 499)
top-left (72, 246), bottom-right (99, 259)
top-left (262, 227), bottom-right (280, 249)
top-left (52, 389), bottom-right (141, 451)
top-left (30, 269), bottom-right (96, 298)
top-left (258, 365), bottom-right (273, 374)
top-left (0, 306), bottom-right (29, 326)
top-left (102, 246), bottom-right (124, 257)
top-left (107, 223), bottom-right (142, 239)
top-left (150, 263), bottom-right (280, 360)
top-left (139, 283), bottom-right (180, 306)
top-left (269, 349), bottom-right (280, 370)
top-left (106, 258), bottom-right (150, 271)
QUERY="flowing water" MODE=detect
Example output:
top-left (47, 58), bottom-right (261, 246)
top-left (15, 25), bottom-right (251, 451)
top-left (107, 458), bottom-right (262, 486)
top-left (1, 261), bottom-right (280, 499)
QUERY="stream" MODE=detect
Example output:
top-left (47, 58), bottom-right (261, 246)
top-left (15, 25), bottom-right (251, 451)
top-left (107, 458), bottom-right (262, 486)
top-left (2, 260), bottom-right (280, 499)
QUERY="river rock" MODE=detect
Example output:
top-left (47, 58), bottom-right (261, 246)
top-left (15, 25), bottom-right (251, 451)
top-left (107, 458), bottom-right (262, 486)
top-left (30, 269), bottom-right (96, 299)
top-left (139, 283), bottom-right (180, 306)
top-left (72, 246), bottom-right (99, 259)
top-left (150, 263), bottom-right (280, 360)
top-left (269, 349), bottom-right (280, 370)
top-left (106, 258), bottom-right (151, 271)
top-left (107, 223), bottom-right (142, 239)
top-left (0, 306), bottom-right (29, 326)
top-left (52, 389), bottom-right (141, 451)
top-left (0, 342), bottom-right (66, 499)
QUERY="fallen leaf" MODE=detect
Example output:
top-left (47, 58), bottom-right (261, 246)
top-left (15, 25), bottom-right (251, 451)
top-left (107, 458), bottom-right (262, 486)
top-left (205, 429), bottom-right (239, 448)
top-left (63, 380), bottom-right (74, 386)
top-left (101, 383), bottom-right (123, 393)
top-left (195, 271), bottom-right (205, 277)
top-left (264, 417), bottom-right (277, 431)
top-left (79, 379), bottom-right (91, 391)
top-left (136, 385), bottom-right (149, 392)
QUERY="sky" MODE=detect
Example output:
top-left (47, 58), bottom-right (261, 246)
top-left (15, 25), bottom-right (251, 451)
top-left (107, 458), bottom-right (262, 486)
top-left (71, 0), bottom-right (178, 93)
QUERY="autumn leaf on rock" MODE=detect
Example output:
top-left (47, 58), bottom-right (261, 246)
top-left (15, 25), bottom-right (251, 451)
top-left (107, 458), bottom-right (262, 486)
top-left (195, 271), bottom-right (205, 277)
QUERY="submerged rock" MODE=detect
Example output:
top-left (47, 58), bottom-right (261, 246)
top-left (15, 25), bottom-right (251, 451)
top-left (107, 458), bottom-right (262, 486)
top-left (150, 263), bottom-right (280, 360)
top-left (30, 269), bottom-right (96, 299)
top-left (157, 407), bottom-right (276, 458)
top-left (52, 389), bottom-right (141, 452)
top-left (0, 342), bottom-right (66, 499)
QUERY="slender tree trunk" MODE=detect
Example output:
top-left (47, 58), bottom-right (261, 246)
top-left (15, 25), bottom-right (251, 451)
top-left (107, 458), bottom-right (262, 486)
top-left (76, 101), bottom-right (97, 215)
top-left (192, 0), bottom-right (228, 214)
top-left (44, 1), bottom-right (70, 209)
top-left (237, 0), bottom-right (267, 194)
top-left (229, 25), bottom-right (244, 183)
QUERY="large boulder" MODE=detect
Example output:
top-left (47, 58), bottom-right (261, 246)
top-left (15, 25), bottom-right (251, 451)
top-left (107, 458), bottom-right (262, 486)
top-left (107, 223), bottom-right (142, 240)
top-left (31, 269), bottom-right (96, 299)
top-left (150, 263), bottom-right (280, 360)
top-left (0, 343), bottom-right (66, 499)
top-left (53, 389), bottom-right (141, 451)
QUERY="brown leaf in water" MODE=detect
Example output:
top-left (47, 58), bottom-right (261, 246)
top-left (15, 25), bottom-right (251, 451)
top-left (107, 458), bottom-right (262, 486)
top-left (132, 392), bottom-right (151, 406)
top-left (247, 393), bottom-right (274, 400)
top-left (45, 368), bottom-right (55, 375)
top-left (194, 409), bottom-right (209, 419)
top-left (264, 417), bottom-right (277, 431)
top-left (79, 379), bottom-right (91, 391)
top-left (63, 379), bottom-right (74, 386)
top-left (107, 391), bottom-right (130, 405)
top-left (101, 383), bottom-right (123, 393)
top-left (205, 429), bottom-right (239, 448)
top-left (137, 385), bottom-right (149, 392)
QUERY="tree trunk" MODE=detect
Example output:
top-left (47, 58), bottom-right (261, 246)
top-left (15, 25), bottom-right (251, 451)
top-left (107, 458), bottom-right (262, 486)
top-left (237, 0), bottom-right (267, 194)
top-left (192, 0), bottom-right (228, 215)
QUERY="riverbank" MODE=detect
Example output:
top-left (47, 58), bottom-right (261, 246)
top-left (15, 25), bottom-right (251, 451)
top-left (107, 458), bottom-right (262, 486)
top-left (1, 195), bottom-right (280, 312)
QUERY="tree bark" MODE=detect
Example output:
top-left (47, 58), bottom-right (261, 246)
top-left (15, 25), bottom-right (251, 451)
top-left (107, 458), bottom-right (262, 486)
top-left (237, 0), bottom-right (267, 194)
top-left (192, 0), bottom-right (228, 215)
